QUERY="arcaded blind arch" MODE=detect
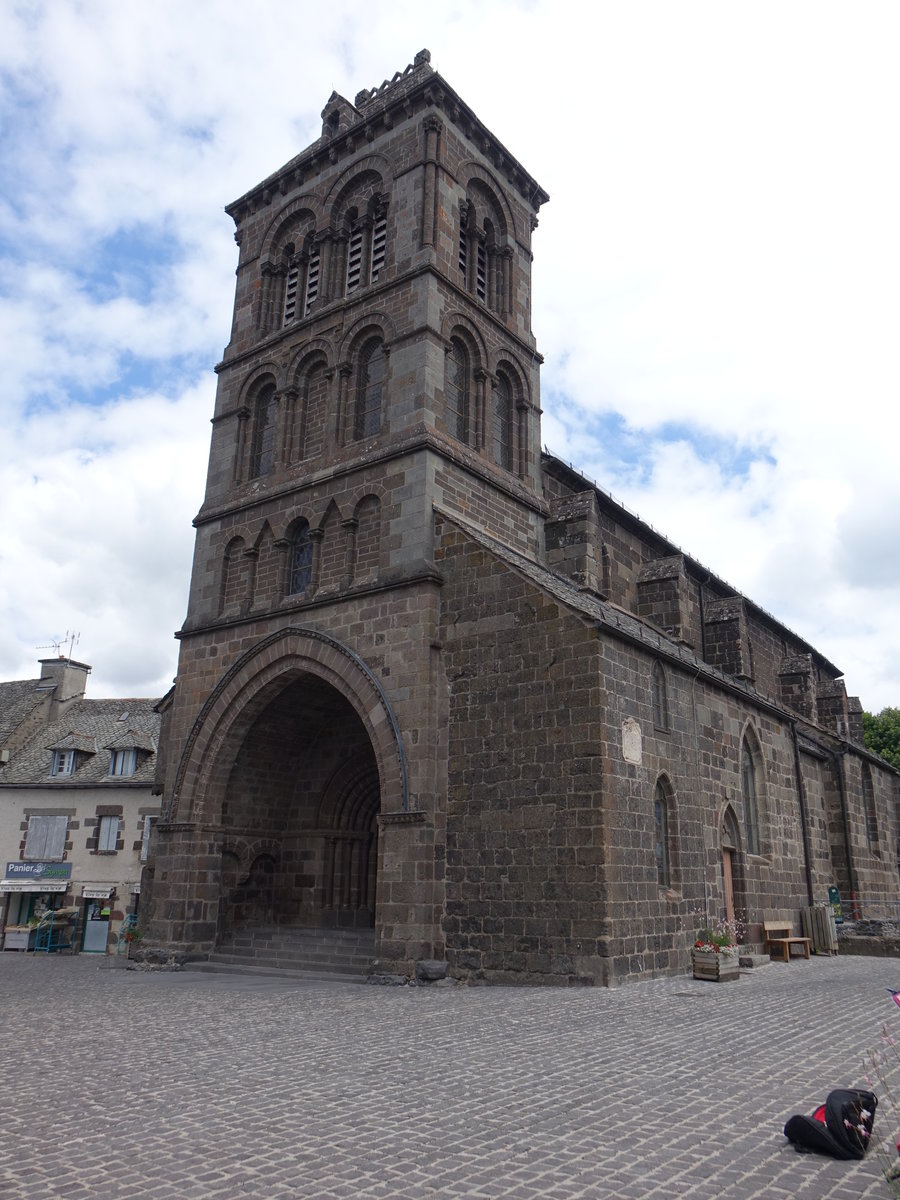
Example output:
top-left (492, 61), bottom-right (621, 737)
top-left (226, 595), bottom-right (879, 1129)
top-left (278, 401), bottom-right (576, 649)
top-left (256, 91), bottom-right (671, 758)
top-left (445, 338), bottom-right (469, 444)
top-left (354, 339), bottom-right (384, 440)
top-left (250, 383), bottom-right (278, 478)
top-left (740, 732), bottom-right (761, 855)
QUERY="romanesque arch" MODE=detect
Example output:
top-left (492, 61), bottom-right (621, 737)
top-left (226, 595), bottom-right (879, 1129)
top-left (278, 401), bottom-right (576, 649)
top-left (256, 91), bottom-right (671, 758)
top-left (169, 626), bottom-right (407, 825)
top-left (167, 628), bottom-right (408, 937)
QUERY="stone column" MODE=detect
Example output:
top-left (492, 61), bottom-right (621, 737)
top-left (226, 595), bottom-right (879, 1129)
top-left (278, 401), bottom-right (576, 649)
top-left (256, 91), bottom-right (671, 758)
top-left (310, 528), bottom-right (325, 592)
top-left (336, 363), bottom-right (352, 446)
top-left (234, 406), bottom-right (250, 483)
top-left (421, 116), bottom-right (442, 249)
top-left (474, 369), bottom-right (487, 451)
top-left (317, 230), bottom-right (334, 305)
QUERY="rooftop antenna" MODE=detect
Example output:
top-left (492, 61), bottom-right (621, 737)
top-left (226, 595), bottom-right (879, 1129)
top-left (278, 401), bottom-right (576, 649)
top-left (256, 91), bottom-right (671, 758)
top-left (36, 630), bottom-right (80, 660)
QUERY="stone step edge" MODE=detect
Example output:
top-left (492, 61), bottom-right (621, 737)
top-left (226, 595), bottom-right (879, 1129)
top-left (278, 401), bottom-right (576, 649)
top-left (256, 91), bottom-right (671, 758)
top-left (185, 961), bottom-right (368, 984)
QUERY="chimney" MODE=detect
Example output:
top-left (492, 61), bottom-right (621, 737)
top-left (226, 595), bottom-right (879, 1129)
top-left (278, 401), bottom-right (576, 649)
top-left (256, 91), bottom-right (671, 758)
top-left (37, 657), bottom-right (91, 720)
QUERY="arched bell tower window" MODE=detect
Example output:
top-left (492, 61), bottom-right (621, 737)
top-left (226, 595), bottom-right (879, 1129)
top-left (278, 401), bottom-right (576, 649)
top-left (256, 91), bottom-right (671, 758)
top-left (458, 187), bottom-right (507, 314)
top-left (446, 339), bottom-right (470, 444)
top-left (250, 383), bottom-right (278, 479)
top-left (354, 339), bottom-right (384, 440)
top-left (288, 521), bottom-right (313, 596)
top-left (343, 197), bottom-right (388, 298)
top-left (491, 373), bottom-right (513, 470)
top-left (280, 231), bottom-right (320, 327)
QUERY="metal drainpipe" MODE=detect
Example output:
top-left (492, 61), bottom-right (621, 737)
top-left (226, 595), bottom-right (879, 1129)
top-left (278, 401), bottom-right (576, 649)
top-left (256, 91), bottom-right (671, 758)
top-left (790, 723), bottom-right (815, 907)
top-left (834, 747), bottom-right (861, 919)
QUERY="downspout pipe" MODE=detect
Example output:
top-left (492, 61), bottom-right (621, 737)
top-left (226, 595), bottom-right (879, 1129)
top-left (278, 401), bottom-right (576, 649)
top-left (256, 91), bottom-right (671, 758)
top-left (790, 722), bottom-right (815, 907)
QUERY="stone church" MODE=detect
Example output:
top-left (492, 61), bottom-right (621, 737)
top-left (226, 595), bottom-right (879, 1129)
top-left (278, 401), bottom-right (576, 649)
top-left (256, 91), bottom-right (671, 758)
top-left (144, 50), bottom-right (898, 985)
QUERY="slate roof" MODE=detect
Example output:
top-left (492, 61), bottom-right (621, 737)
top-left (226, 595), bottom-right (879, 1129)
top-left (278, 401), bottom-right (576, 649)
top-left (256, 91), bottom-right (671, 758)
top-left (436, 507), bottom-right (782, 716)
top-left (0, 678), bottom-right (46, 747)
top-left (0, 697), bottom-right (160, 786)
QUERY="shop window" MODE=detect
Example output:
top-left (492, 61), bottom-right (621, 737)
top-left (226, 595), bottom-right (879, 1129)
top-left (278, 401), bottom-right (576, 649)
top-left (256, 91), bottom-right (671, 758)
top-left (24, 814), bottom-right (68, 861)
top-left (97, 815), bottom-right (119, 853)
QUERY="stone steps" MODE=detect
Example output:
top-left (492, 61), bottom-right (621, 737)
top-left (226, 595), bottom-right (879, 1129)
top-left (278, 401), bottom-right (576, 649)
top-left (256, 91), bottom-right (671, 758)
top-left (189, 926), bottom-right (375, 982)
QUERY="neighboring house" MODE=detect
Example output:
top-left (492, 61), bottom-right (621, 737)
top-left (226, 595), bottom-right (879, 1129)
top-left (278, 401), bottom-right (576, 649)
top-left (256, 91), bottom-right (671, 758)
top-left (143, 50), bottom-right (900, 985)
top-left (0, 658), bottom-right (161, 952)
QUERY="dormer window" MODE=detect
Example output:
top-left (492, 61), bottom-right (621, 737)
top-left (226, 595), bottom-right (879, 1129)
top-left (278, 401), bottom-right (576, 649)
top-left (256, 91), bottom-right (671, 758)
top-left (109, 749), bottom-right (137, 778)
top-left (50, 749), bottom-right (74, 777)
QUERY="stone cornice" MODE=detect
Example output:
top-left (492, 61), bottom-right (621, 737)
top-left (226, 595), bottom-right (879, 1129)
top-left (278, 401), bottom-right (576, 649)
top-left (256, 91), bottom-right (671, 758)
top-left (193, 427), bottom-right (548, 529)
top-left (225, 56), bottom-right (548, 227)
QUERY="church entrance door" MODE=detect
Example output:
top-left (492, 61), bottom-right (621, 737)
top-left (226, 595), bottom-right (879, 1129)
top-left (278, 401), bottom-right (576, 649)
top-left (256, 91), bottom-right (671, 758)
top-left (217, 674), bottom-right (380, 938)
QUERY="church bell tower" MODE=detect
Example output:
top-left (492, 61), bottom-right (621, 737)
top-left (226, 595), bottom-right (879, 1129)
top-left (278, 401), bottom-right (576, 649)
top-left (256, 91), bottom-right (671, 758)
top-left (145, 50), bottom-right (549, 974)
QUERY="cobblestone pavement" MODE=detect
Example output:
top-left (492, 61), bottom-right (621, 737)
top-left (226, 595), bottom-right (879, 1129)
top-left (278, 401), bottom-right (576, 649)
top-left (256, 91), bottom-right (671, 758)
top-left (2, 953), bottom-right (900, 1199)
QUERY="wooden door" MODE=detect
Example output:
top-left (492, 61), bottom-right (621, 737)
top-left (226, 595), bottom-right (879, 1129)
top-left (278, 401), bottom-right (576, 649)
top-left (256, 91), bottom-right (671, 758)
top-left (723, 848), bottom-right (736, 926)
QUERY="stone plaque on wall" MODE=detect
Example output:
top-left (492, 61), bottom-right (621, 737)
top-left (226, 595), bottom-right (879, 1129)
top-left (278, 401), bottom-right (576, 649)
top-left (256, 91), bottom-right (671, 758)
top-left (622, 717), bottom-right (642, 765)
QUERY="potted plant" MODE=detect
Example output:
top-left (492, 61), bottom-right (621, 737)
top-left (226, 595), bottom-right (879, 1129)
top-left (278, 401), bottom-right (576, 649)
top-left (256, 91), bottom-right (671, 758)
top-left (693, 917), bottom-right (742, 982)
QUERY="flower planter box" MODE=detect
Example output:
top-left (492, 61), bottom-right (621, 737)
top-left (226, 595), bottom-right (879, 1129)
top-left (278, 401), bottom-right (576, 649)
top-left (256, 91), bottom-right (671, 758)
top-left (692, 948), bottom-right (740, 982)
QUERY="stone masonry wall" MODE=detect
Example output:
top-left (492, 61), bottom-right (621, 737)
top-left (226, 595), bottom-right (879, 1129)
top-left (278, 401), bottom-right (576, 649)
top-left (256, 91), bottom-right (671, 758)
top-left (435, 514), bottom-right (606, 985)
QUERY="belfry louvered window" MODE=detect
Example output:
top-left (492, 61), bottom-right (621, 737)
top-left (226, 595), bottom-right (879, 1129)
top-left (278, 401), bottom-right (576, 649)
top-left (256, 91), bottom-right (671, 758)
top-left (283, 263), bottom-right (300, 324)
top-left (346, 227), bottom-right (364, 293)
top-left (475, 241), bottom-right (487, 301)
top-left (304, 249), bottom-right (320, 315)
top-left (370, 215), bottom-right (387, 280)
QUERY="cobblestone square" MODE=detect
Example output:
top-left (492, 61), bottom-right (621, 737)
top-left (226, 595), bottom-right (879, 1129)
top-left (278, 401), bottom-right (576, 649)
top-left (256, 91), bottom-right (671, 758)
top-left (1, 954), bottom-right (898, 1198)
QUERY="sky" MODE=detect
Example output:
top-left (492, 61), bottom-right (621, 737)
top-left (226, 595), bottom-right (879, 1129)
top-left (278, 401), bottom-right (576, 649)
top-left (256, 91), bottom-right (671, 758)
top-left (1, 1), bottom-right (898, 710)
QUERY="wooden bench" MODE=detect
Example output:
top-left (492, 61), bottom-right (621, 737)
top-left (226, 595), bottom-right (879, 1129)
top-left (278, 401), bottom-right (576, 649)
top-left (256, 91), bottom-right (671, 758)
top-left (763, 921), bottom-right (811, 962)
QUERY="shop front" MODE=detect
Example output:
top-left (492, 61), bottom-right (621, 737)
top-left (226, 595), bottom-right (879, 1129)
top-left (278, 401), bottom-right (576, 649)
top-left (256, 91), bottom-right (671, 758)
top-left (1, 862), bottom-right (72, 950)
top-left (81, 887), bottom-right (113, 953)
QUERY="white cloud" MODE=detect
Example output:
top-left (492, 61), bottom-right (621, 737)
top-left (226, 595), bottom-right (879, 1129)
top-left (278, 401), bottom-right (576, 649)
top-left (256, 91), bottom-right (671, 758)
top-left (0, 0), bottom-right (898, 712)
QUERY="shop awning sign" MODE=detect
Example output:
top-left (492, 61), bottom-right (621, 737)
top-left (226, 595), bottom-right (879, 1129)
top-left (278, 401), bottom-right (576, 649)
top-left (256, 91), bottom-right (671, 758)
top-left (5, 861), bottom-right (72, 882)
top-left (82, 887), bottom-right (113, 899)
top-left (1, 880), bottom-right (68, 893)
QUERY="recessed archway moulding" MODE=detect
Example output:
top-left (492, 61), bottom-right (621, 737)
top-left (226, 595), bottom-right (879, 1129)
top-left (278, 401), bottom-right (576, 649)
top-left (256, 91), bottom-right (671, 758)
top-left (167, 626), bottom-right (409, 824)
